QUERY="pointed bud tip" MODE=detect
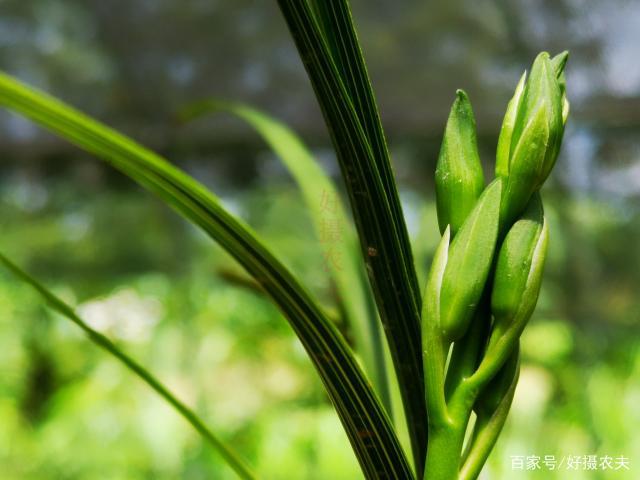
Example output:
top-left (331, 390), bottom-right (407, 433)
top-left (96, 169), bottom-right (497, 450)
top-left (532, 51), bottom-right (551, 65)
top-left (436, 89), bottom-right (483, 234)
top-left (529, 52), bottom-right (556, 85)
top-left (453, 89), bottom-right (472, 112)
top-left (455, 89), bottom-right (468, 100)
top-left (551, 51), bottom-right (569, 78)
top-left (519, 70), bottom-right (528, 84)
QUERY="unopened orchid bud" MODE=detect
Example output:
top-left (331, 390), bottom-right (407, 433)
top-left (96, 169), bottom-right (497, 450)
top-left (490, 194), bottom-right (548, 343)
top-left (551, 51), bottom-right (570, 133)
top-left (435, 90), bottom-right (485, 236)
top-left (440, 179), bottom-right (502, 342)
top-left (495, 73), bottom-right (526, 179)
top-left (497, 52), bottom-right (568, 226)
top-left (422, 226), bottom-right (450, 332)
top-left (551, 51), bottom-right (569, 79)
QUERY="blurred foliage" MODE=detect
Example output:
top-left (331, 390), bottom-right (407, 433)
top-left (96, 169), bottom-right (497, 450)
top-left (0, 175), bottom-right (638, 478)
top-left (0, 180), bottom-right (360, 479)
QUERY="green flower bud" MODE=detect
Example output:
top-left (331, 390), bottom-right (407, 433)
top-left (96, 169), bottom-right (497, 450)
top-left (422, 226), bottom-right (450, 333)
top-left (435, 90), bottom-right (484, 237)
top-left (495, 72), bottom-right (526, 179)
top-left (440, 178), bottom-right (502, 342)
top-left (497, 52), bottom-right (568, 226)
top-left (551, 51), bottom-right (570, 133)
top-left (490, 194), bottom-right (548, 343)
top-left (512, 52), bottom-right (564, 177)
top-left (551, 51), bottom-right (569, 79)
top-left (500, 104), bottom-right (549, 227)
top-left (421, 226), bottom-right (450, 420)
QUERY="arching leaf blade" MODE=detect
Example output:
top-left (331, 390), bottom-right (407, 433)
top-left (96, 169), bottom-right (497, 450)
top-left (180, 99), bottom-right (393, 416)
top-left (0, 72), bottom-right (413, 480)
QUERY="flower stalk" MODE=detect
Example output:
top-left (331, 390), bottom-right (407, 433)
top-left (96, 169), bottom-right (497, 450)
top-left (422, 51), bottom-right (568, 480)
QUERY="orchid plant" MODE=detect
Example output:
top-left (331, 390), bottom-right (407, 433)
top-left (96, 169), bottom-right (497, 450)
top-left (0, 2), bottom-right (568, 479)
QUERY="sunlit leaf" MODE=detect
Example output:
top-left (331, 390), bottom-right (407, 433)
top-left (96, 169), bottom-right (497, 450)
top-left (181, 100), bottom-right (393, 414)
top-left (0, 71), bottom-right (412, 480)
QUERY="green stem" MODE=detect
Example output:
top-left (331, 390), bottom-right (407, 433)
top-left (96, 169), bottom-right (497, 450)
top-left (424, 353), bottom-right (486, 480)
top-left (465, 324), bottom-right (520, 394)
top-left (423, 420), bottom-right (467, 480)
top-left (459, 364), bottom-right (519, 480)
top-left (423, 334), bottom-right (449, 426)
top-left (0, 253), bottom-right (258, 480)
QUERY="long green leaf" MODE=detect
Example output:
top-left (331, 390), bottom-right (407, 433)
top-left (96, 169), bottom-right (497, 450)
top-left (275, 2), bottom-right (426, 472)
top-left (181, 100), bottom-right (392, 414)
top-left (0, 252), bottom-right (257, 480)
top-left (0, 72), bottom-right (413, 479)
top-left (309, 1), bottom-right (420, 302)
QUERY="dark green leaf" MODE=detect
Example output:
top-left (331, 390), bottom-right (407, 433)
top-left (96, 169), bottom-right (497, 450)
top-left (276, 2), bottom-right (426, 472)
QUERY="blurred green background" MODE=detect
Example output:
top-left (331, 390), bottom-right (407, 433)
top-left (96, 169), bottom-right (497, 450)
top-left (0, 1), bottom-right (638, 479)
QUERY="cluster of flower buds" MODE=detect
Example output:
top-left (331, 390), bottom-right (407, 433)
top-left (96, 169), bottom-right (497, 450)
top-left (496, 51), bottom-right (569, 227)
top-left (422, 51), bottom-right (568, 480)
top-left (423, 50), bottom-right (568, 416)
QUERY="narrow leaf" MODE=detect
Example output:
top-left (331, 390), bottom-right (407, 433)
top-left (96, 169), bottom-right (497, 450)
top-left (181, 99), bottom-right (392, 415)
top-left (309, 0), bottom-right (421, 304)
top-left (276, 2), bottom-right (426, 471)
top-left (0, 252), bottom-right (257, 480)
top-left (0, 72), bottom-right (412, 480)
